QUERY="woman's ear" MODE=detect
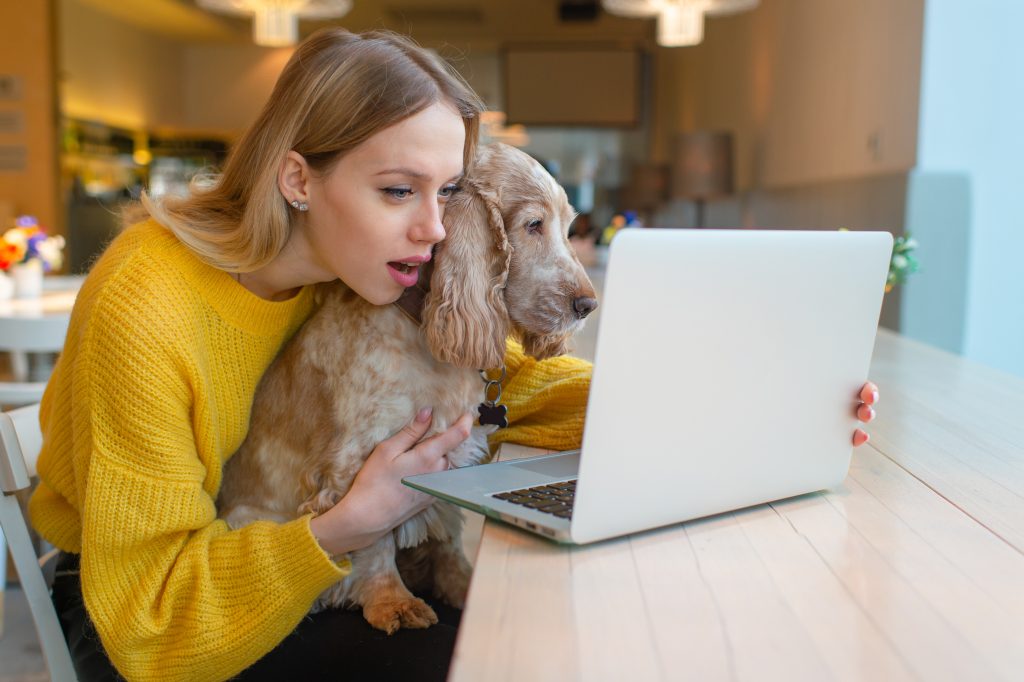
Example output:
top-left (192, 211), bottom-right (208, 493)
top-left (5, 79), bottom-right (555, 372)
top-left (278, 150), bottom-right (311, 205)
top-left (422, 183), bottom-right (511, 370)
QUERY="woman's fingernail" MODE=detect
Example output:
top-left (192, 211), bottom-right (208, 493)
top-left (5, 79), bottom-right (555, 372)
top-left (871, 390), bottom-right (879, 404)
top-left (416, 407), bottom-right (432, 423)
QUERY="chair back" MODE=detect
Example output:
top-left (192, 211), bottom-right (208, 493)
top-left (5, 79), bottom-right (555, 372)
top-left (0, 404), bottom-right (40, 490)
top-left (0, 315), bottom-right (70, 407)
top-left (0, 403), bottom-right (77, 680)
top-left (0, 316), bottom-right (70, 353)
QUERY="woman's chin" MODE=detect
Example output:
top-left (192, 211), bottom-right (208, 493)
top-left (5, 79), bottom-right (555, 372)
top-left (363, 286), bottom-right (404, 307)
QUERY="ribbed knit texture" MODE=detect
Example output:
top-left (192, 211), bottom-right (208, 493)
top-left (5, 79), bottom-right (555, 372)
top-left (28, 219), bottom-right (593, 681)
top-left (28, 221), bottom-right (348, 681)
top-left (491, 341), bottom-right (592, 451)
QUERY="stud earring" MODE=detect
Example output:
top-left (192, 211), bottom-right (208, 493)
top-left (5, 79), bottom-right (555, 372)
top-left (289, 199), bottom-right (309, 212)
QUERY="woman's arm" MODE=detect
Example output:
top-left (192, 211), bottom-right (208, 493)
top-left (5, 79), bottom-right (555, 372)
top-left (69, 294), bottom-right (346, 681)
top-left (488, 339), bottom-right (592, 451)
top-left (310, 408), bottom-right (472, 555)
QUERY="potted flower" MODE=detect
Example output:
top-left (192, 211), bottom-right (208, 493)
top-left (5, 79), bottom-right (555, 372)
top-left (839, 228), bottom-right (919, 293)
top-left (886, 234), bottom-right (919, 293)
top-left (0, 216), bottom-right (66, 299)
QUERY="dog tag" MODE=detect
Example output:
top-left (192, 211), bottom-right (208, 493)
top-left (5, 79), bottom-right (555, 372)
top-left (478, 402), bottom-right (508, 428)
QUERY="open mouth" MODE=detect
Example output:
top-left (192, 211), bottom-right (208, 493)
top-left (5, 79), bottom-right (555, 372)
top-left (387, 261), bottom-right (422, 288)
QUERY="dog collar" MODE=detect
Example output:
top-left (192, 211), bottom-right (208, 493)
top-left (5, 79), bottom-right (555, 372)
top-left (478, 367), bottom-right (509, 428)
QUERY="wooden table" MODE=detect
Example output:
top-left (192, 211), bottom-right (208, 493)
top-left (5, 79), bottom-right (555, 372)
top-left (450, 328), bottom-right (1024, 681)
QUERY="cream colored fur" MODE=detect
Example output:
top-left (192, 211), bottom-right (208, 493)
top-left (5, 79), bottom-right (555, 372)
top-left (217, 143), bottom-right (596, 633)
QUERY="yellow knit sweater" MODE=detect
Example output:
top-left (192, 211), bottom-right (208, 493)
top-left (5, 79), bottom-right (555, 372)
top-left (29, 219), bottom-right (592, 681)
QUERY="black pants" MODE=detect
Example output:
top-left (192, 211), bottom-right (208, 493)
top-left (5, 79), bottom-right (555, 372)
top-left (51, 553), bottom-right (462, 682)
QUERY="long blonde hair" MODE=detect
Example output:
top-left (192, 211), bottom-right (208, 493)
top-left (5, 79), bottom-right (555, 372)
top-left (140, 28), bottom-right (484, 272)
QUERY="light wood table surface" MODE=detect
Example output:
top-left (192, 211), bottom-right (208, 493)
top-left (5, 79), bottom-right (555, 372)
top-left (450, 327), bottom-right (1024, 682)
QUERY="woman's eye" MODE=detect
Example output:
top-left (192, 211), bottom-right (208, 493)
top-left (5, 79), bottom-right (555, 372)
top-left (383, 187), bottom-right (413, 200)
top-left (438, 184), bottom-right (461, 200)
top-left (526, 219), bottom-right (544, 233)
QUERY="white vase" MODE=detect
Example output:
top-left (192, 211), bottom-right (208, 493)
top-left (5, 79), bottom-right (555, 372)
top-left (12, 259), bottom-right (44, 299)
top-left (0, 270), bottom-right (13, 300)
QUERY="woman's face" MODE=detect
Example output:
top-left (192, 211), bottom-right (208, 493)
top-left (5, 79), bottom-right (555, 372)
top-left (295, 101), bottom-right (467, 305)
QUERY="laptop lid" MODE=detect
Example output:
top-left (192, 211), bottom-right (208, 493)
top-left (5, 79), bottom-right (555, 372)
top-left (569, 228), bottom-right (892, 544)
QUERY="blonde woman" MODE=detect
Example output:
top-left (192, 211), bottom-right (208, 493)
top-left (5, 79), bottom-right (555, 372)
top-left (29, 28), bottom-right (593, 681)
top-left (29, 26), bottom-right (878, 682)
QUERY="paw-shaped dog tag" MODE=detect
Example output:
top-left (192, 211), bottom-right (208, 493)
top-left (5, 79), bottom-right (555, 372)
top-left (477, 402), bottom-right (508, 428)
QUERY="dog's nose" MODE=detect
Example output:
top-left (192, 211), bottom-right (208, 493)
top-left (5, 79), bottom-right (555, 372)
top-left (573, 296), bottom-right (598, 319)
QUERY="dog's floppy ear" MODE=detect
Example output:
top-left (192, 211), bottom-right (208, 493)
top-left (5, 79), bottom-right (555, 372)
top-left (422, 180), bottom-right (511, 369)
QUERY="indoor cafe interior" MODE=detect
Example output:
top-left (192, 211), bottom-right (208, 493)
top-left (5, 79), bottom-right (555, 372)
top-left (2, 1), bottom-right (1023, 681)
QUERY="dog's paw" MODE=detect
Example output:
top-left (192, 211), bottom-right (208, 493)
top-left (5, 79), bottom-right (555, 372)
top-left (363, 597), bottom-right (438, 634)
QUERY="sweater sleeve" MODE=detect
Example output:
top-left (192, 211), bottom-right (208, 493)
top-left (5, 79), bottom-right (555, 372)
top-left (74, 287), bottom-right (347, 681)
top-left (488, 339), bottom-right (593, 451)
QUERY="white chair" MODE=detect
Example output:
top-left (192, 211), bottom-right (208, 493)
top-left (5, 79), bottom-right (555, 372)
top-left (0, 316), bottom-right (69, 406)
top-left (0, 403), bottom-right (77, 681)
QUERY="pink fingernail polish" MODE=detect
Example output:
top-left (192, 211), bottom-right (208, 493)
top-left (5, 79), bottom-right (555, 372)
top-left (871, 390), bottom-right (879, 403)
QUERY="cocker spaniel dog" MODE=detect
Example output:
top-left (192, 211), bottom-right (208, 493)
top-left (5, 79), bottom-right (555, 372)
top-left (218, 143), bottom-right (597, 633)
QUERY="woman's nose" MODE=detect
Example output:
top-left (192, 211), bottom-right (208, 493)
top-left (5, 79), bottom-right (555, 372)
top-left (413, 198), bottom-right (446, 244)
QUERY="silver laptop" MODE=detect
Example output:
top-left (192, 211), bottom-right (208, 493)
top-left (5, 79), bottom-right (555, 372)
top-left (404, 229), bottom-right (893, 544)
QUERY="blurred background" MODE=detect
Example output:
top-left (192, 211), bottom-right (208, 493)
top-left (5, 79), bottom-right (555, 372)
top-left (0, 0), bottom-right (1022, 377)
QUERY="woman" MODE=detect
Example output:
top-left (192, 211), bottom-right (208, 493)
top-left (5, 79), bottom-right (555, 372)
top-left (29, 27), bottom-right (877, 682)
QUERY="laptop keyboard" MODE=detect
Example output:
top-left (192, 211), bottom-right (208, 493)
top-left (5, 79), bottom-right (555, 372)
top-left (491, 480), bottom-right (576, 518)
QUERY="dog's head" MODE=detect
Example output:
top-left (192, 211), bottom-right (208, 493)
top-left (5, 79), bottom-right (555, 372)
top-left (422, 143), bottom-right (597, 369)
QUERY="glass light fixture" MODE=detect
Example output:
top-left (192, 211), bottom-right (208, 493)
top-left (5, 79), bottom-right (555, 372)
top-left (601, 0), bottom-right (759, 22)
top-left (196, 0), bottom-right (353, 47)
top-left (658, 2), bottom-right (705, 47)
top-left (601, 0), bottom-right (665, 18)
top-left (701, 0), bottom-right (759, 16)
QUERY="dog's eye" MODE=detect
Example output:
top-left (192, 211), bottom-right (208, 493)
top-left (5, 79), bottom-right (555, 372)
top-left (526, 219), bottom-right (544, 234)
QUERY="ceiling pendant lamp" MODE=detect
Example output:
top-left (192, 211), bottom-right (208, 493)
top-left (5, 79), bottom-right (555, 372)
top-left (701, 0), bottom-right (759, 16)
top-left (658, 2), bottom-right (705, 47)
top-left (196, 0), bottom-right (353, 47)
top-left (601, 0), bottom-right (760, 35)
top-left (602, 0), bottom-right (760, 18)
top-left (601, 0), bottom-right (666, 18)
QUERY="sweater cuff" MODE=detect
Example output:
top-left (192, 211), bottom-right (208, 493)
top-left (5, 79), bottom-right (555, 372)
top-left (290, 514), bottom-right (353, 580)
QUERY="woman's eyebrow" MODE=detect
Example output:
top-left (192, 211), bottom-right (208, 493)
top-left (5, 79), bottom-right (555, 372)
top-left (374, 168), bottom-right (465, 182)
top-left (375, 167), bottom-right (428, 178)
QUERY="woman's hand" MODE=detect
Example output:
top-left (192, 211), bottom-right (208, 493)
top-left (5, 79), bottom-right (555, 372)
top-left (852, 382), bottom-right (879, 447)
top-left (310, 408), bottom-right (473, 556)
